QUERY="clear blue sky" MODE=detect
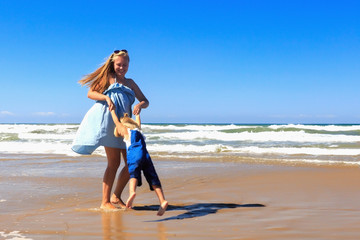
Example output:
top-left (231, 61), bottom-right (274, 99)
top-left (0, 0), bottom-right (359, 124)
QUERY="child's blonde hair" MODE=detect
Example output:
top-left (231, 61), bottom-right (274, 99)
top-left (120, 113), bottom-right (140, 130)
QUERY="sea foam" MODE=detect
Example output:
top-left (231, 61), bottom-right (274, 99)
top-left (1, 123), bottom-right (359, 165)
top-left (0, 231), bottom-right (33, 240)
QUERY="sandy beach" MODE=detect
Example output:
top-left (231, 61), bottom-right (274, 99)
top-left (0, 154), bottom-right (359, 239)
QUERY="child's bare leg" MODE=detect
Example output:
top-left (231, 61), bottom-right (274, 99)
top-left (153, 185), bottom-right (168, 216)
top-left (126, 178), bottom-right (137, 209)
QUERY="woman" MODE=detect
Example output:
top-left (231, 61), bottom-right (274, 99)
top-left (72, 50), bottom-right (149, 209)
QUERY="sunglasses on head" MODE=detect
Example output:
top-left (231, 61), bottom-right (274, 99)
top-left (114, 49), bottom-right (128, 54)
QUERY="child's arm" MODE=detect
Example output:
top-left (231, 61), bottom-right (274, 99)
top-left (110, 110), bottom-right (128, 137)
top-left (110, 110), bottom-right (121, 125)
top-left (135, 114), bottom-right (141, 129)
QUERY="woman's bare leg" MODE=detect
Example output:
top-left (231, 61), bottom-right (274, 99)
top-left (100, 147), bottom-right (121, 210)
top-left (111, 149), bottom-right (130, 208)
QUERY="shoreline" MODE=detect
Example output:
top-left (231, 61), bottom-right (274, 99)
top-left (2, 152), bottom-right (359, 168)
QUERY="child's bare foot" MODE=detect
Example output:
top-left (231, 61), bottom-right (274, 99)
top-left (126, 192), bottom-right (136, 209)
top-left (100, 202), bottom-right (118, 210)
top-left (157, 201), bottom-right (168, 216)
top-left (111, 194), bottom-right (126, 208)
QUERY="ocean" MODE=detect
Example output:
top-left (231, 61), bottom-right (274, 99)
top-left (1, 123), bottom-right (359, 166)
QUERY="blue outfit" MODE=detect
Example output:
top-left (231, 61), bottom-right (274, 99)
top-left (71, 83), bottom-right (135, 155)
top-left (126, 129), bottom-right (161, 191)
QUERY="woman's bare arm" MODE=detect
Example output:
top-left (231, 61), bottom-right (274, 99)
top-left (88, 89), bottom-right (114, 111)
top-left (128, 79), bottom-right (149, 115)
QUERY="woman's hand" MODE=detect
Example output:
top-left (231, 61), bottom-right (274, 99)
top-left (106, 96), bottom-right (115, 111)
top-left (133, 103), bottom-right (142, 115)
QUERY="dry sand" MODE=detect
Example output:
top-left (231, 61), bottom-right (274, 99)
top-left (1, 157), bottom-right (360, 239)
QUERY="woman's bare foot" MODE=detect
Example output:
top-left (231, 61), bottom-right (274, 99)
top-left (126, 192), bottom-right (136, 209)
top-left (100, 202), bottom-right (118, 210)
top-left (111, 194), bottom-right (126, 208)
top-left (157, 201), bottom-right (168, 216)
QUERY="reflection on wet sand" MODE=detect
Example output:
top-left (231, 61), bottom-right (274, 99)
top-left (101, 211), bottom-right (126, 240)
top-left (101, 210), bottom-right (169, 239)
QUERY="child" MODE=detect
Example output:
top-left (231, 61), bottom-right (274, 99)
top-left (110, 110), bottom-right (168, 216)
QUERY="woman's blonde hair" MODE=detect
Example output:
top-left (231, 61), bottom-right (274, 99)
top-left (120, 113), bottom-right (140, 130)
top-left (78, 50), bottom-right (130, 93)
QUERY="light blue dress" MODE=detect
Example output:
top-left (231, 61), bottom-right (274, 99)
top-left (71, 83), bottom-right (135, 155)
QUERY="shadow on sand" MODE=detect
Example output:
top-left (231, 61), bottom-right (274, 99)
top-left (133, 203), bottom-right (265, 222)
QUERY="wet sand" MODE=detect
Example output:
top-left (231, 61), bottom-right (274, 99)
top-left (1, 155), bottom-right (360, 239)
